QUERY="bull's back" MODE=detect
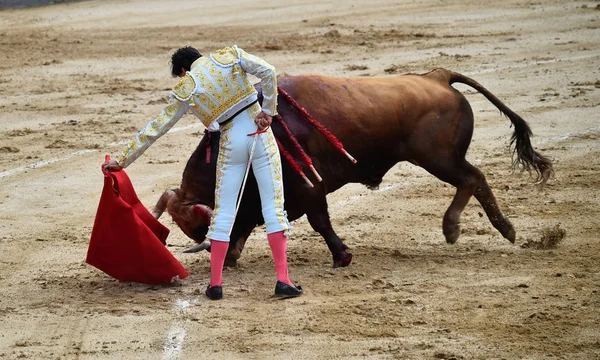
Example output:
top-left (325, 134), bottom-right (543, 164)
top-left (277, 72), bottom-right (465, 150)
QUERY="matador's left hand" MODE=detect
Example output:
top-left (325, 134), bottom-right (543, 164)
top-left (255, 111), bottom-right (272, 131)
top-left (102, 159), bottom-right (123, 172)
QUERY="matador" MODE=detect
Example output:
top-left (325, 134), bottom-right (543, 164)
top-left (102, 45), bottom-right (303, 300)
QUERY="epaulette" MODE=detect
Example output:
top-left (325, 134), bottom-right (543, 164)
top-left (210, 46), bottom-right (240, 67)
top-left (171, 73), bottom-right (196, 101)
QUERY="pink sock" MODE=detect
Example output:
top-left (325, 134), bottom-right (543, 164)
top-left (267, 231), bottom-right (292, 286)
top-left (210, 240), bottom-right (229, 287)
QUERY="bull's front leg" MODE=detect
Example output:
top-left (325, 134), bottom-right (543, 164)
top-left (152, 189), bottom-right (177, 219)
top-left (305, 196), bottom-right (353, 268)
top-left (224, 225), bottom-right (254, 267)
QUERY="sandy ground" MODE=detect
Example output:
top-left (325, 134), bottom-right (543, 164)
top-left (0, 0), bottom-right (599, 359)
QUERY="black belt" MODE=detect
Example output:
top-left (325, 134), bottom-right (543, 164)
top-left (218, 99), bottom-right (259, 127)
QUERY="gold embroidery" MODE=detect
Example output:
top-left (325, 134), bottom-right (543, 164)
top-left (207, 125), bottom-right (232, 239)
top-left (186, 56), bottom-right (258, 127)
top-left (211, 46), bottom-right (239, 67)
top-left (172, 74), bottom-right (195, 100)
top-left (259, 130), bottom-right (288, 230)
top-left (246, 103), bottom-right (261, 120)
top-left (117, 46), bottom-right (277, 169)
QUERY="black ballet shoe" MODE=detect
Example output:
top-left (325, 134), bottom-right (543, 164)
top-left (205, 284), bottom-right (223, 300)
top-left (274, 281), bottom-right (303, 298)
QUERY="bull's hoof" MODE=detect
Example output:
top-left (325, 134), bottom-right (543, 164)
top-left (443, 224), bottom-right (461, 244)
top-left (496, 217), bottom-right (516, 243)
top-left (224, 257), bottom-right (238, 268)
top-left (333, 251), bottom-right (353, 268)
top-left (502, 226), bottom-right (516, 244)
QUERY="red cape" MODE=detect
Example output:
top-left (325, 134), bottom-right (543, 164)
top-left (86, 165), bottom-right (189, 284)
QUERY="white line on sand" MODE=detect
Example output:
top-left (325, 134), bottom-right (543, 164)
top-left (465, 54), bottom-right (599, 76)
top-left (0, 149), bottom-right (98, 179)
top-left (168, 123), bottom-right (202, 134)
top-left (547, 126), bottom-right (600, 143)
top-left (163, 324), bottom-right (187, 360)
top-left (162, 299), bottom-right (191, 360)
top-left (0, 123), bottom-right (202, 179)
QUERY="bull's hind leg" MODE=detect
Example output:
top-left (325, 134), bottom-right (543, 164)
top-left (438, 162), bottom-right (480, 244)
top-left (423, 159), bottom-right (515, 244)
top-left (474, 177), bottom-right (516, 243)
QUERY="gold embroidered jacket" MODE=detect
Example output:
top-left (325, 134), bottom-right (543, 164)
top-left (116, 46), bottom-right (278, 168)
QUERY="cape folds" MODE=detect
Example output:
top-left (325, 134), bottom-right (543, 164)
top-left (86, 160), bottom-right (189, 284)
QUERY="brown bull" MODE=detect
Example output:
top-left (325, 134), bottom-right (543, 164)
top-left (153, 68), bottom-right (552, 267)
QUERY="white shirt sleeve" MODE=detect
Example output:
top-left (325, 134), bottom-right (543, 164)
top-left (236, 46), bottom-right (278, 116)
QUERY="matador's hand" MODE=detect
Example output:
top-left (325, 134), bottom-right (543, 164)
top-left (255, 112), bottom-right (272, 131)
top-left (102, 159), bottom-right (123, 172)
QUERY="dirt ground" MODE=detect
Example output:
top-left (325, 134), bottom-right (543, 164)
top-left (0, 0), bottom-right (599, 359)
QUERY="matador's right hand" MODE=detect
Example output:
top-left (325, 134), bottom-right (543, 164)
top-left (255, 111), bottom-right (272, 131)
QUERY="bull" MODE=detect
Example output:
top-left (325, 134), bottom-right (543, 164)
top-left (152, 68), bottom-right (553, 268)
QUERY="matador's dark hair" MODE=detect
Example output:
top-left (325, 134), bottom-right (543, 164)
top-left (170, 46), bottom-right (202, 77)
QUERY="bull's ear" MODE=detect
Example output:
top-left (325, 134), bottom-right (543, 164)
top-left (192, 204), bottom-right (213, 224)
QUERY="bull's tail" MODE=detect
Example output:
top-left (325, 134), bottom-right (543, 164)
top-left (443, 69), bottom-right (553, 185)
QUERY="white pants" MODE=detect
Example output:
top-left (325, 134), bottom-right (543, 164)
top-left (206, 108), bottom-right (290, 242)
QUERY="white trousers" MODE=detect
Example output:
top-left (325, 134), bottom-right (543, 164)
top-left (206, 108), bottom-right (290, 242)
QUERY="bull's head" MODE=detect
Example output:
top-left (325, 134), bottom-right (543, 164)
top-left (166, 195), bottom-right (214, 251)
top-left (158, 131), bottom-right (221, 251)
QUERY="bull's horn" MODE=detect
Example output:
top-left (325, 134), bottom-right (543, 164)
top-left (183, 239), bottom-right (211, 253)
top-left (192, 204), bottom-right (213, 224)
